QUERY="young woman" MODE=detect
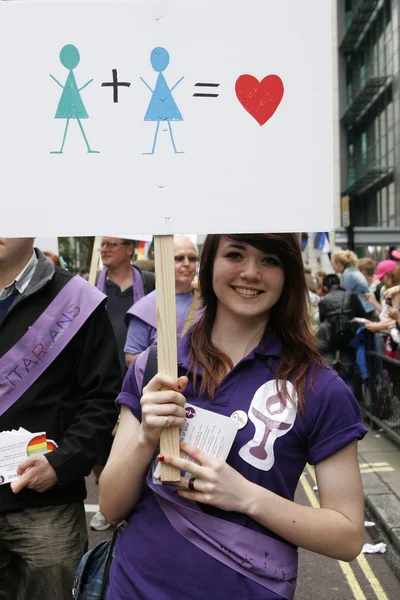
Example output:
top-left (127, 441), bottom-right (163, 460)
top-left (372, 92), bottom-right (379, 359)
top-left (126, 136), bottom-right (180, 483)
top-left (332, 250), bottom-right (375, 316)
top-left (100, 234), bottom-right (366, 600)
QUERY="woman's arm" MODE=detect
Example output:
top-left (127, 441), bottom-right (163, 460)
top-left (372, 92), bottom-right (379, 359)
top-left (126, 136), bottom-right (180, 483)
top-left (246, 442), bottom-right (364, 561)
top-left (99, 373), bottom-right (188, 524)
top-left (365, 319), bottom-right (396, 332)
top-left (165, 440), bottom-right (364, 562)
top-left (99, 406), bottom-right (155, 524)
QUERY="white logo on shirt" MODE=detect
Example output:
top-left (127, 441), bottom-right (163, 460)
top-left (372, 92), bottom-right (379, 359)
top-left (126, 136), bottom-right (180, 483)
top-left (239, 380), bottom-right (297, 471)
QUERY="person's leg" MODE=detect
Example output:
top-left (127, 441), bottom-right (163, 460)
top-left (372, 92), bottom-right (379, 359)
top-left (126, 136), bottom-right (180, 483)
top-left (5, 502), bottom-right (88, 600)
top-left (91, 461), bottom-right (111, 531)
top-left (340, 349), bottom-right (356, 392)
top-left (0, 546), bottom-right (19, 600)
top-left (0, 511), bottom-right (24, 600)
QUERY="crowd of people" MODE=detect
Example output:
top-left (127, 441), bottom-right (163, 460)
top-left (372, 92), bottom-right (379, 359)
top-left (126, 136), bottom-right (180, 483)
top-left (305, 249), bottom-right (400, 394)
top-left (0, 234), bottom-right (377, 599)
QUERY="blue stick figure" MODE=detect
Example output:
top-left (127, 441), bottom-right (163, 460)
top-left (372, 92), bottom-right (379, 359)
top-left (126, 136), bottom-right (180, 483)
top-left (140, 47), bottom-right (184, 155)
top-left (50, 45), bottom-right (99, 154)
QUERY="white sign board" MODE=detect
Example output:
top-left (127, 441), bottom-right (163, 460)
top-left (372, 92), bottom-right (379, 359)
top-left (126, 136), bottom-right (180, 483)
top-left (34, 237), bottom-right (60, 255)
top-left (0, 0), bottom-right (334, 237)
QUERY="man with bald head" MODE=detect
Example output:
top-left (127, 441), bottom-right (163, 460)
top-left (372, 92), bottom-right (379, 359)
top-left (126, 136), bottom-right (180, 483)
top-left (0, 238), bottom-right (120, 600)
top-left (124, 235), bottom-right (199, 365)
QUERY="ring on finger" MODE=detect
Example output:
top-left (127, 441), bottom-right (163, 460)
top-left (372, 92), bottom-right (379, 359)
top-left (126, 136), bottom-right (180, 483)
top-left (164, 415), bottom-right (170, 428)
top-left (188, 476), bottom-right (196, 491)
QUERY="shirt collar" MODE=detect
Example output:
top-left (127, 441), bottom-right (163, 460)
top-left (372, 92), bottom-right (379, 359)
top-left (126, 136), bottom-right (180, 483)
top-left (177, 326), bottom-right (283, 374)
top-left (0, 251), bottom-right (38, 301)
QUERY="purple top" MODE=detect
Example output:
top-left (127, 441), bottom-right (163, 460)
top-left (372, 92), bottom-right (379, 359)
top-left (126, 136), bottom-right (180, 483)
top-left (124, 290), bottom-right (195, 355)
top-left (108, 331), bottom-right (367, 600)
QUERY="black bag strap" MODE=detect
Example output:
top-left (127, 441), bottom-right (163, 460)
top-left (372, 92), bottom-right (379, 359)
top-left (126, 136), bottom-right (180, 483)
top-left (142, 343), bottom-right (158, 393)
top-left (99, 521), bottom-right (126, 598)
top-left (141, 270), bottom-right (156, 294)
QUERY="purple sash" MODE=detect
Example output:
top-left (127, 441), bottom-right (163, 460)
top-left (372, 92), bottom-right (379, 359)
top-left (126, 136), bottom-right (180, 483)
top-left (147, 472), bottom-right (298, 599)
top-left (125, 291), bottom-right (196, 333)
top-left (0, 276), bottom-right (105, 417)
top-left (96, 266), bottom-right (145, 304)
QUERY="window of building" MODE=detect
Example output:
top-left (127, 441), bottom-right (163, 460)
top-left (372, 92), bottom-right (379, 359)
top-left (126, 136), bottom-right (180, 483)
top-left (361, 132), bottom-right (368, 170)
top-left (389, 182), bottom-right (396, 226)
top-left (381, 186), bottom-right (388, 226)
top-left (348, 143), bottom-right (355, 185)
top-left (345, 0), bottom-right (352, 29)
top-left (346, 61), bottom-right (353, 106)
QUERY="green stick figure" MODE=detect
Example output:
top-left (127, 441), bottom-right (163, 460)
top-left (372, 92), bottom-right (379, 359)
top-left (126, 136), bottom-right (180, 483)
top-left (50, 44), bottom-right (99, 154)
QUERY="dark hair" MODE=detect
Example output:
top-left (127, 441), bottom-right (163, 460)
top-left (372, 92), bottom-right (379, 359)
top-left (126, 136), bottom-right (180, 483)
top-left (322, 273), bottom-right (340, 290)
top-left (189, 233), bottom-right (323, 410)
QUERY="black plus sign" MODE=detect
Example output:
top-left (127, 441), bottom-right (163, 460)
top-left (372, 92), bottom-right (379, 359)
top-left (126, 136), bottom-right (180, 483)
top-left (101, 69), bottom-right (131, 103)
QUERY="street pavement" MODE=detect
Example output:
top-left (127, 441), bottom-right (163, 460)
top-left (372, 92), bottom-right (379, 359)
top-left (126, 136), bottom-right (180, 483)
top-left (85, 425), bottom-right (400, 598)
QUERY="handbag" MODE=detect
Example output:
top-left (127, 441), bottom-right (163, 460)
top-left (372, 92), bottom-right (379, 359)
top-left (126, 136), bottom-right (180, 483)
top-left (72, 521), bottom-right (126, 599)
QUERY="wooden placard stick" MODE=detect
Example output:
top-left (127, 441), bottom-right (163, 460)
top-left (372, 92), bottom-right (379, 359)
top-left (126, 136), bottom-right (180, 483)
top-left (88, 236), bottom-right (102, 285)
top-left (155, 235), bottom-right (181, 482)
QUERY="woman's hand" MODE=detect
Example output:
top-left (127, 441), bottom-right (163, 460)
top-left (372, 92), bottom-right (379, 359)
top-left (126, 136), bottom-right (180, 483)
top-left (139, 374), bottom-right (189, 447)
top-left (162, 441), bottom-right (253, 514)
top-left (363, 292), bottom-right (381, 310)
top-left (387, 306), bottom-right (400, 322)
top-left (384, 285), bottom-right (400, 300)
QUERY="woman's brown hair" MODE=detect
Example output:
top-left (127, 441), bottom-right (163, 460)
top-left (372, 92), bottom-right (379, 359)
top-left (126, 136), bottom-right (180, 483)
top-left (189, 233), bottom-right (324, 410)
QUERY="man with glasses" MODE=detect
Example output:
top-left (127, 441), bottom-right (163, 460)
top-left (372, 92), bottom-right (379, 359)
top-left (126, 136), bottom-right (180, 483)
top-left (96, 237), bottom-right (155, 373)
top-left (124, 235), bottom-right (199, 366)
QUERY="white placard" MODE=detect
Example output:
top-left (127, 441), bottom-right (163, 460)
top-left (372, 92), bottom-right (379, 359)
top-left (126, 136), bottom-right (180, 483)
top-left (0, 0), bottom-right (334, 237)
top-left (34, 237), bottom-right (60, 255)
top-left (116, 234), bottom-right (153, 242)
top-left (153, 402), bottom-right (239, 483)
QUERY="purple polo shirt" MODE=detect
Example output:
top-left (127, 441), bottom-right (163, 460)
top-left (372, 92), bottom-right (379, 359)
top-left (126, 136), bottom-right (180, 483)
top-left (124, 290), bottom-right (195, 355)
top-left (108, 331), bottom-right (367, 600)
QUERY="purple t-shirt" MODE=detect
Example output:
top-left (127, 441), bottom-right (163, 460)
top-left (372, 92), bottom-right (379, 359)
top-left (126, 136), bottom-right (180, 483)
top-left (108, 332), bottom-right (367, 600)
top-left (124, 290), bottom-right (194, 355)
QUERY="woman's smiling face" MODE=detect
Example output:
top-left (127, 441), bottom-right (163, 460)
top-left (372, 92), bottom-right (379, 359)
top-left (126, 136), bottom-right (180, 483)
top-left (212, 238), bottom-right (285, 322)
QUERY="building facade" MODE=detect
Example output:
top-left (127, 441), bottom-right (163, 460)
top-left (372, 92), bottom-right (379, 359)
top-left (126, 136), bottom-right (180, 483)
top-left (336, 0), bottom-right (400, 256)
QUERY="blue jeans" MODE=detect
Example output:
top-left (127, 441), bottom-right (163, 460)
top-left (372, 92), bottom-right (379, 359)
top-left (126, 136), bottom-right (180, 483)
top-left (0, 502), bottom-right (87, 600)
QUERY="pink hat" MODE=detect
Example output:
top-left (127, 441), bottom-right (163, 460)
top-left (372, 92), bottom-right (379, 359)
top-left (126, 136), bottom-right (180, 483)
top-left (391, 249), bottom-right (400, 260)
top-left (374, 260), bottom-right (398, 280)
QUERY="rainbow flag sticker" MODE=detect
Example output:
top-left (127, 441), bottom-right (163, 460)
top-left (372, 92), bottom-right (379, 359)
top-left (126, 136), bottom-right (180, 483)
top-left (47, 439), bottom-right (58, 452)
top-left (26, 433), bottom-right (48, 456)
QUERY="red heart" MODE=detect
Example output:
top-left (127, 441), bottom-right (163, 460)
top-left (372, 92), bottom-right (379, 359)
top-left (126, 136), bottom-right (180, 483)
top-left (235, 74), bottom-right (284, 126)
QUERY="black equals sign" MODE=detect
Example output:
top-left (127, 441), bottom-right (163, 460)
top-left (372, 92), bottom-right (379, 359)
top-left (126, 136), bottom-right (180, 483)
top-left (193, 83), bottom-right (220, 98)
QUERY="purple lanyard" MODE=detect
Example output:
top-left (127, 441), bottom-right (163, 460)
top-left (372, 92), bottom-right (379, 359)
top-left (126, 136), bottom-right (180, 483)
top-left (96, 266), bottom-right (145, 304)
top-left (147, 471), bottom-right (298, 599)
top-left (0, 276), bottom-right (104, 417)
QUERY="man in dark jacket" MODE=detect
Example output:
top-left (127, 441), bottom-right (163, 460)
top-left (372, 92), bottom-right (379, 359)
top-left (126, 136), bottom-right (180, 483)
top-left (317, 273), bottom-right (367, 390)
top-left (0, 238), bottom-right (121, 600)
top-left (96, 237), bottom-right (155, 374)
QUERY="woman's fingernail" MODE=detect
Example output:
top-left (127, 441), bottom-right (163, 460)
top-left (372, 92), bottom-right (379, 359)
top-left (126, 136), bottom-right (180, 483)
top-left (157, 475), bottom-right (161, 481)
top-left (178, 384), bottom-right (181, 390)
top-left (157, 455), bottom-right (165, 462)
